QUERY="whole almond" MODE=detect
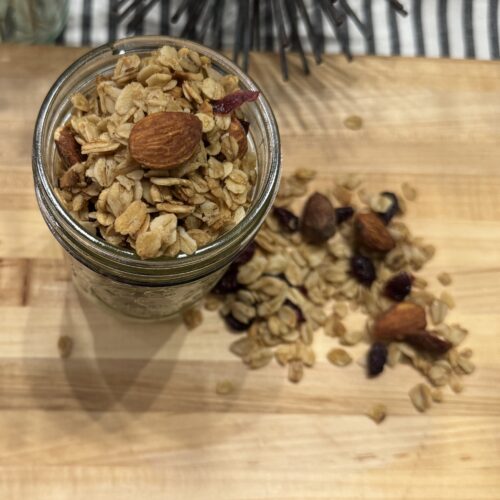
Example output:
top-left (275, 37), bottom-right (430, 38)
top-left (55, 126), bottom-right (86, 168)
top-left (355, 212), bottom-right (395, 252)
top-left (300, 192), bottom-right (336, 244)
top-left (228, 117), bottom-right (248, 159)
top-left (372, 302), bottom-right (427, 341)
top-left (129, 111), bottom-right (202, 169)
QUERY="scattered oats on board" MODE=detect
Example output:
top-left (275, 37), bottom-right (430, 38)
top-left (182, 307), bottom-right (203, 330)
top-left (54, 45), bottom-right (258, 259)
top-left (327, 348), bottom-right (352, 367)
top-left (215, 380), bottom-right (235, 395)
top-left (209, 172), bottom-right (475, 415)
top-left (438, 272), bottom-right (453, 286)
top-left (57, 335), bottom-right (73, 359)
top-left (367, 403), bottom-right (387, 424)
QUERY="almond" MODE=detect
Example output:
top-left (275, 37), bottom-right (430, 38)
top-left (300, 192), bottom-right (336, 244)
top-left (129, 111), bottom-right (202, 169)
top-left (228, 117), bottom-right (248, 159)
top-left (372, 302), bottom-right (427, 341)
top-left (55, 126), bottom-right (86, 168)
top-left (355, 212), bottom-right (395, 252)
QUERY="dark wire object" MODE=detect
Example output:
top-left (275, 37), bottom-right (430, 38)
top-left (112, 0), bottom-right (408, 80)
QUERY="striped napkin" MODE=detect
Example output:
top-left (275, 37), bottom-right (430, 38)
top-left (60, 0), bottom-right (500, 60)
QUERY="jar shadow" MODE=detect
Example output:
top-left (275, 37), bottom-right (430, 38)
top-left (58, 284), bottom-right (186, 418)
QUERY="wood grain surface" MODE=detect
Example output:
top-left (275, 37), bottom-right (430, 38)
top-left (0, 44), bottom-right (499, 500)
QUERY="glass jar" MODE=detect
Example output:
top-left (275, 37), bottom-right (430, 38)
top-left (32, 36), bottom-right (281, 320)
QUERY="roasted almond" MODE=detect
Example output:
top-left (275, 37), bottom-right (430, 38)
top-left (300, 192), bottom-right (336, 244)
top-left (228, 117), bottom-right (248, 159)
top-left (355, 212), bottom-right (395, 252)
top-left (55, 126), bottom-right (86, 168)
top-left (372, 302), bottom-right (427, 341)
top-left (129, 111), bottom-right (202, 169)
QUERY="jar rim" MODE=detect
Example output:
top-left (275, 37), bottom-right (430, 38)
top-left (33, 36), bottom-right (281, 278)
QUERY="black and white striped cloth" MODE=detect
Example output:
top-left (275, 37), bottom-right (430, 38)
top-left (59, 0), bottom-right (500, 60)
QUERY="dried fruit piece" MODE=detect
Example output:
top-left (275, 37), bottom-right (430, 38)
top-left (234, 241), bottom-right (257, 265)
top-left (273, 207), bottom-right (299, 233)
top-left (211, 90), bottom-right (260, 114)
top-left (372, 302), bottom-right (427, 341)
top-left (284, 299), bottom-right (305, 323)
top-left (300, 192), bottom-right (336, 244)
top-left (350, 255), bottom-right (376, 286)
top-left (384, 272), bottom-right (413, 301)
top-left (228, 117), bottom-right (248, 159)
top-left (335, 206), bottom-right (354, 224)
top-left (404, 330), bottom-right (452, 355)
top-left (129, 111), bottom-right (202, 169)
top-left (212, 265), bottom-right (240, 294)
top-left (355, 212), bottom-right (395, 253)
top-left (55, 126), bottom-right (86, 168)
top-left (367, 403), bottom-right (387, 424)
top-left (367, 342), bottom-right (388, 376)
top-left (224, 313), bottom-right (252, 332)
top-left (376, 192), bottom-right (400, 224)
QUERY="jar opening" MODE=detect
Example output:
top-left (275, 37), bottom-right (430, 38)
top-left (33, 36), bottom-right (281, 284)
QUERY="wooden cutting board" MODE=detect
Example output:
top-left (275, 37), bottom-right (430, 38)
top-left (0, 44), bottom-right (499, 500)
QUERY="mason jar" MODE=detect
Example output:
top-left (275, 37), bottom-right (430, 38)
top-left (32, 36), bottom-right (281, 320)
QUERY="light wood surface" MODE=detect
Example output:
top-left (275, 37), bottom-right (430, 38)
top-left (0, 44), bottom-right (499, 499)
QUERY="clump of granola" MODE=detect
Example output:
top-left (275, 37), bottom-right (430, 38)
top-left (54, 45), bottom-right (258, 259)
top-left (208, 171), bottom-right (475, 417)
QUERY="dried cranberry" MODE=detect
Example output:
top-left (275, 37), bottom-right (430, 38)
top-left (367, 342), bottom-right (388, 377)
top-left (350, 255), bottom-right (376, 286)
top-left (284, 299), bottom-right (306, 323)
top-left (376, 192), bottom-right (400, 225)
top-left (297, 285), bottom-right (309, 298)
top-left (212, 265), bottom-right (240, 294)
top-left (384, 272), bottom-right (413, 301)
top-left (273, 207), bottom-right (299, 233)
top-left (240, 119), bottom-right (250, 134)
top-left (335, 206), bottom-right (354, 224)
top-left (223, 313), bottom-right (252, 332)
top-left (212, 90), bottom-right (260, 114)
top-left (234, 241), bottom-right (256, 265)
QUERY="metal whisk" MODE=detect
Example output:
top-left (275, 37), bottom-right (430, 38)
top-left (112, 0), bottom-right (408, 79)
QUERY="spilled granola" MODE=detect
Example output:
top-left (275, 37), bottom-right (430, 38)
top-left (207, 171), bottom-right (474, 417)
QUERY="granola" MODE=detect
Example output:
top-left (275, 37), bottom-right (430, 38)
top-left (54, 45), bottom-right (257, 259)
top-left (210, 172), bottom-right (475, 418)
